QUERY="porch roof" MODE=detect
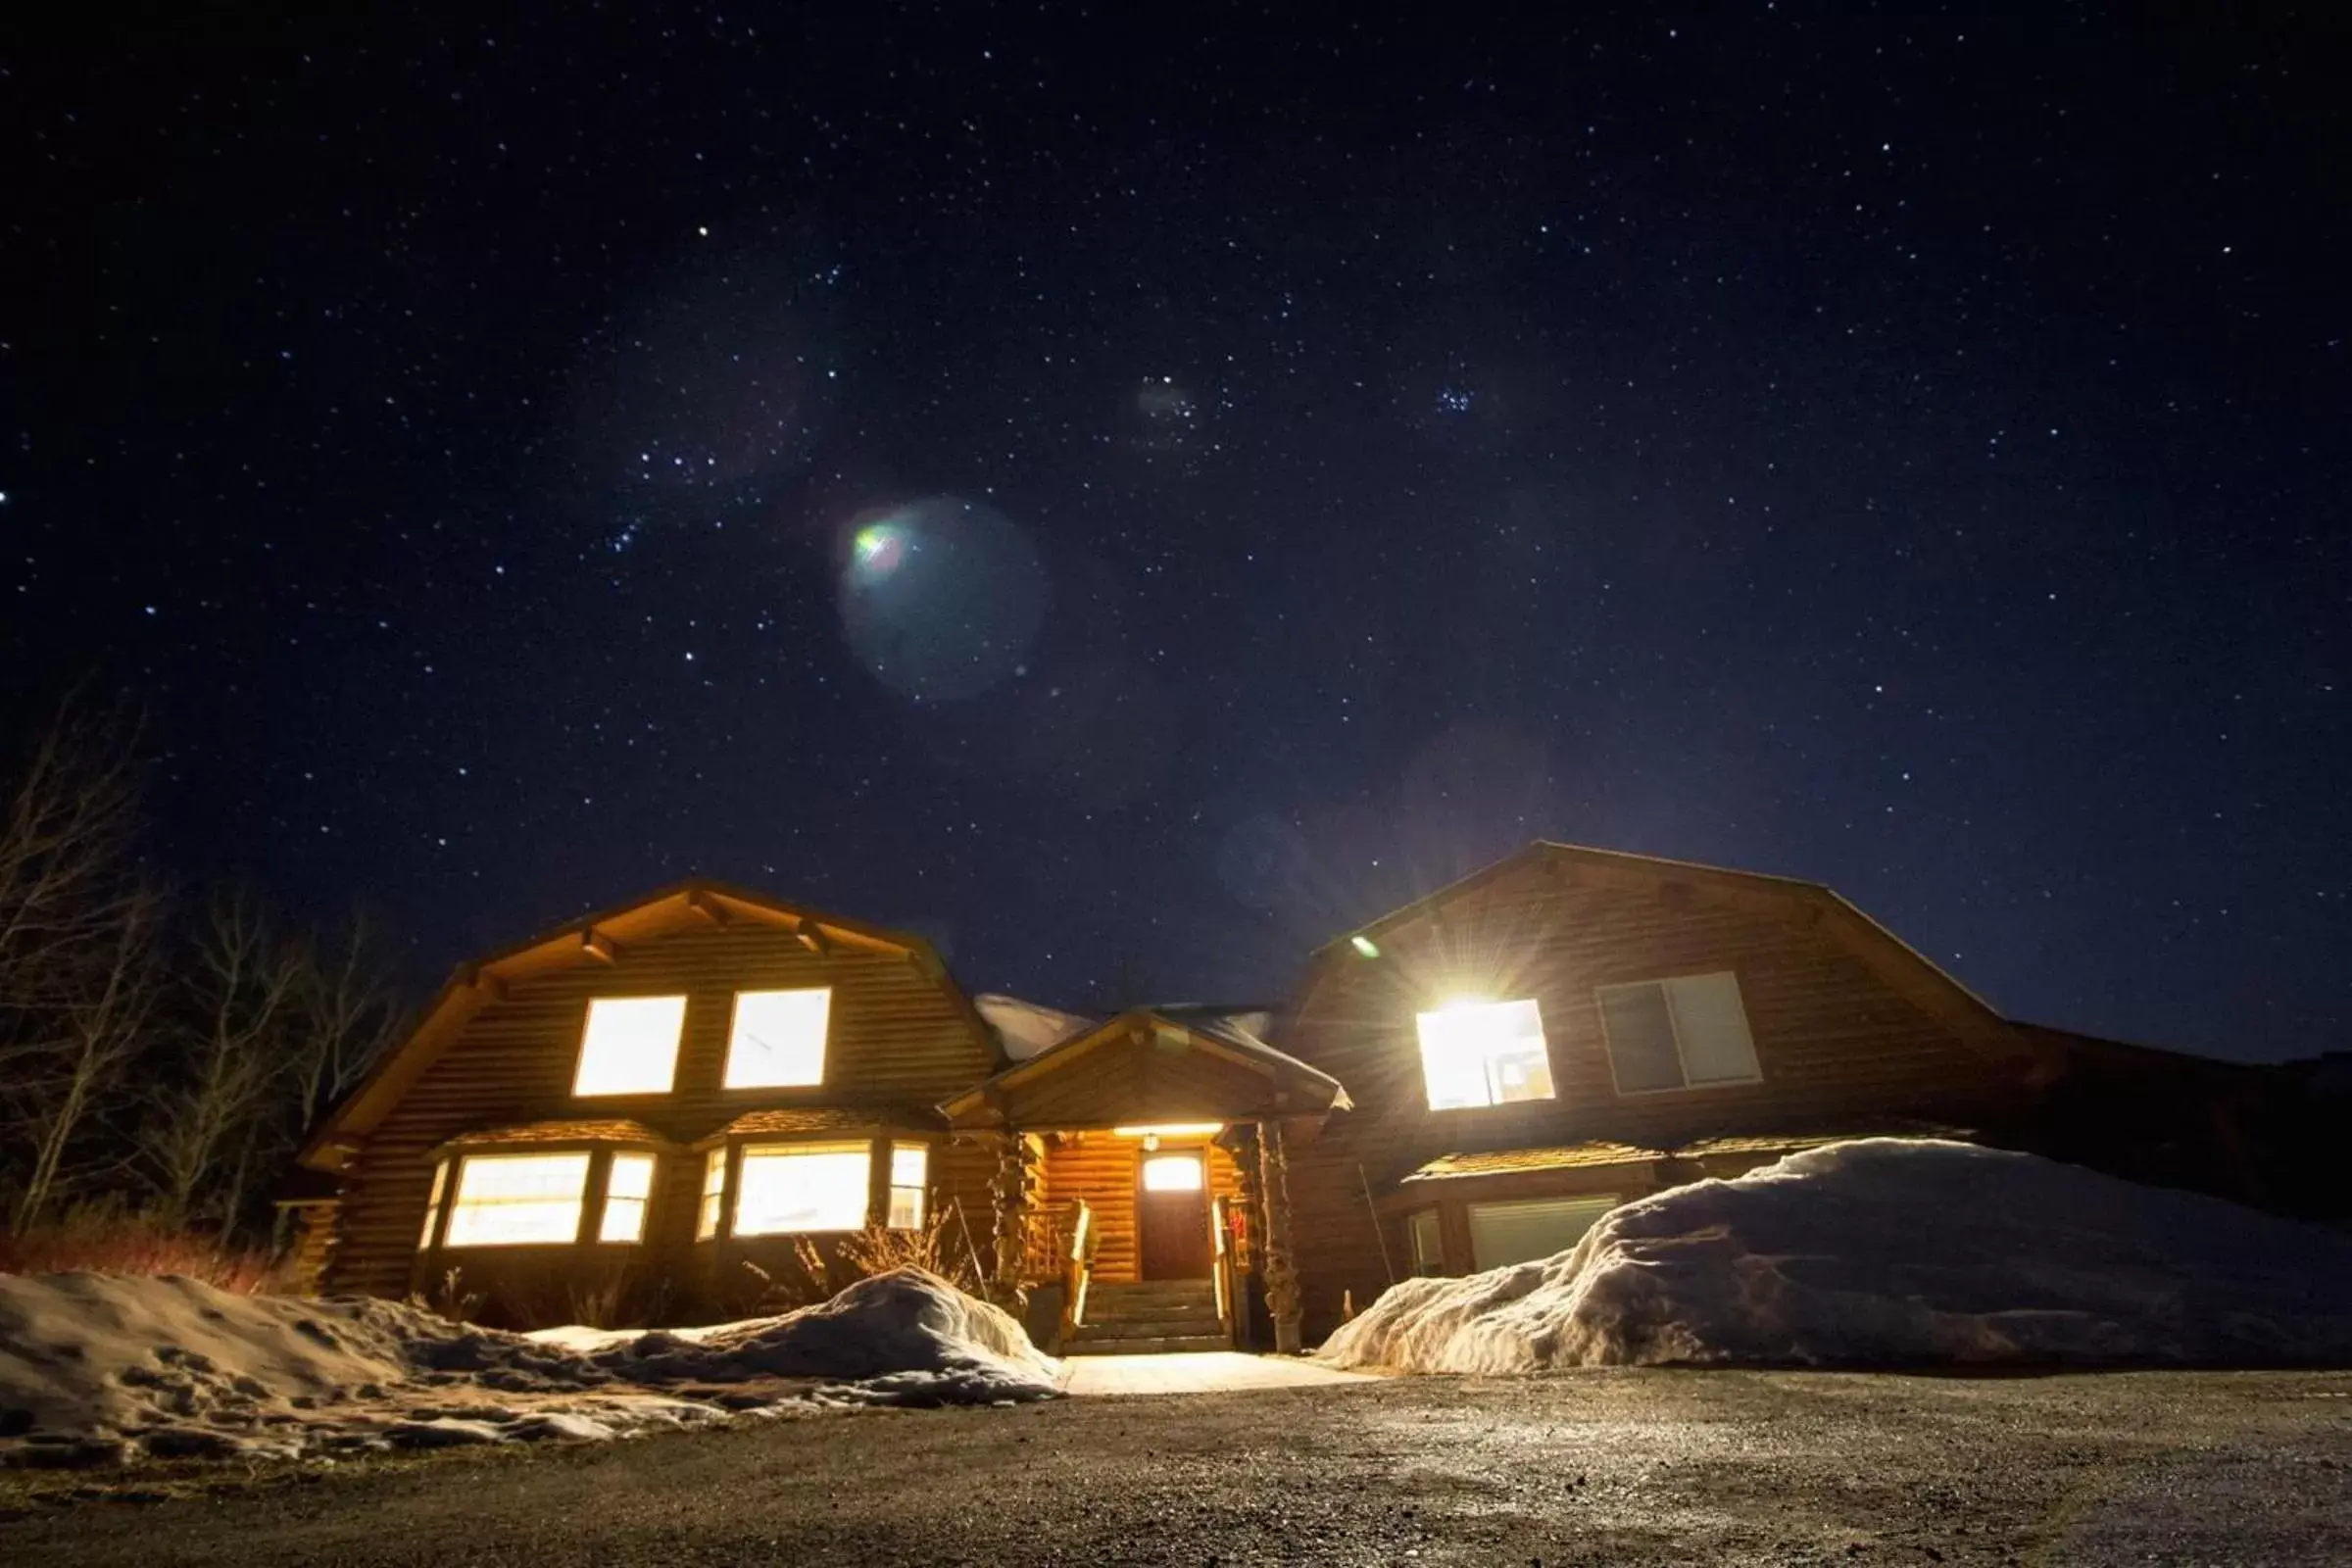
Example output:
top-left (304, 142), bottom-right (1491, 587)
top-left (938, 1008), bottom-right (1349, 1131)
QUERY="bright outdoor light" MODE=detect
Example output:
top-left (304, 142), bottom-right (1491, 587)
top-left (1415, 997), bottom-right (1555, 1110)
top-left (1110, 1123), bottom-right (1222, 1138)
top-left (1349, 934), bottom-right (1381, 958)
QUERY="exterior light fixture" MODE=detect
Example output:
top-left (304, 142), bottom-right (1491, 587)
top-left (1349, 934), bottom-right (1381, 958)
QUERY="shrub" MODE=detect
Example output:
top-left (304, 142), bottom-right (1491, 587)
top-left (0, 1200), bottom-right (277, 1293)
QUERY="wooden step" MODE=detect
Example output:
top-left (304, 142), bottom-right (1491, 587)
top-left (1062, 1334), bottom-right (1231, 1355)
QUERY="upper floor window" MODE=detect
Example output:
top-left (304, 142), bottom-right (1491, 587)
top-left (1595, 971), bottom-right (1761, 1094)
top-left (723, 988), bottom-right (832, 1089)
top-left (573, 996), bottom-right (687, 1097)
top-left (443, 1152), bottom-right (591, 1247)
top-left (1415, 998), bottom-right (1555, 1110)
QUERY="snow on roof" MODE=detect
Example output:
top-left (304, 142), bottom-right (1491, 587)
top-left (973, 993), bottom-right (1096, 1061)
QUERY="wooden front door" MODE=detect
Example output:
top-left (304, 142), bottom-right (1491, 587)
top-left (1138, 1150), bottom-right (1211, 1279)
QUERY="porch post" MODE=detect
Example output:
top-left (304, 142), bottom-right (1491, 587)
top-left (1255, 1117), bottom-right (1303, 1354)
top-left (992, 1128), bottom-right (1038, 1304)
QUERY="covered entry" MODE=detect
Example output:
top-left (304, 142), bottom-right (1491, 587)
top-left (940, 1007), bottom-right (1349, 1354)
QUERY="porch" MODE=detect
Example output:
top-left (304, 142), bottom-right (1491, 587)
top-left (939, 1006), bottom-right (1350, 1355)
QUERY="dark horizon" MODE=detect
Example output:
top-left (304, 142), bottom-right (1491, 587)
top-left (6, 6), bottom-right (2345, 1063)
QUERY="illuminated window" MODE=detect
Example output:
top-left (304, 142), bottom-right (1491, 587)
top-left (1415, 999), bottom-right (1554, 1110)
top-left (1596, 972), bottom-right (1761, 1093)
top-left (417, 1160), bottom-right (450, 1250)
top-left (722, 988), bottom-right (832, 1089)
top-left (696, 1148), bottom-right (728, 1240)
top-left (887, 1143), bottom-right (928, 1229)
top-left (599, 1152), bottom-right (656, 1243)
top-left (444, 1153), bottom-right (590, 1247)
top-left (734, 1142), bottom-right (871, 1235)
top-left (572, 996), bottom-right (688, 1097)
top-left (1142, 1152), bottom-right (1204, 1192)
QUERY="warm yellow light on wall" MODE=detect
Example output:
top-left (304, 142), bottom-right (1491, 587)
top-left (1110, 1122), bottom-right (1223, 1138)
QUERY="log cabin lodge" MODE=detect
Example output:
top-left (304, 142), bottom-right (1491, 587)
top-left (291, 841), bottom-right (2276, 1354)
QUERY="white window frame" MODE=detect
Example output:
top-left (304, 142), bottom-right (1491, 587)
top-left (886, 1142), bottom-right (929, 1230)
top-left (722, 987), bottom-right (832, 1090)
top-left (442, 1152), bottom-right (592, 1248)
top-left (1413, 998), bottom-right (1556, 1111)
top-left (418, 1159), bottom-right (450, 1250)
top-left (1593, 971), bottom-right (1764, 1096)
top-left (598, 1152), bottom-right (658, 1244)
top-left (732, 1141), bottom-right (875, 1237)
top-left (572, 995), bottom-right (689, 1098)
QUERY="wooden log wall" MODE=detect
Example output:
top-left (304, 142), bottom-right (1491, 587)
top-left (328, 920), bottom-right (999, 1313)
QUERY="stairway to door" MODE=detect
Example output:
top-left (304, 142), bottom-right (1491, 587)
top-left (1062, 1280), bottom-right (1227, 1354)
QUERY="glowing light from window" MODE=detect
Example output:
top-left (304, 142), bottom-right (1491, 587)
top-left (573, 996), bottom-right (687, 1097)
top-left (444, 1153), bottom-right (590, 1247)
top-left (723, 988), bottom-right (831, 1088)
top-left (734, 1143), bottom-right (871, 1235)
top-left (599, 1152), bottom-right (656, 1244)
top-left (1142, 1152), bottom-right (1205, 1192)
top-left (1416, 998), bottom-right (1555, 1110)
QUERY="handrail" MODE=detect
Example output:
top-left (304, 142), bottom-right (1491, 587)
top-left (1060, 1199), bottom-right (1095, 1337)
top-left (1209, 1195), bottom-right (1235, 1345)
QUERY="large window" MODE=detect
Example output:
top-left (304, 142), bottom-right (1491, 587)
top-left (1415, 998), bottom-right (1555, 1110)
top-left (733, 1142), bottom-right (871, 1236)
top-left (1468, 1195), bottom-right (1619, 1270)
top-left (443, 1153), bottom-right (591, 1247)
top-left (598, 1152), bottom-right (657, 1244)
top-left (723, 988), bottom-right (832, 1089)
top-left (887, 1143), bottom-right (929, 1230)
top-left (1595, 971), bottom-right (1762, 1093)
top-left (573, 996), bottom-right (688, 1097)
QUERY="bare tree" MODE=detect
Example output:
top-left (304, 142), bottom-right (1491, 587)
top-left (0, 699), bottom-right (154, 1228)
top-left (286, 909), bottom-right (407, 1134)
top-left (142, 887), bottom-right (308, 1231)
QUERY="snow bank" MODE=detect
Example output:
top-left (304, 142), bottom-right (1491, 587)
top-left (1, 1267), bottom-right (1055, 1467)
top-left (1319, 1140), bottom-right (2352, 1374)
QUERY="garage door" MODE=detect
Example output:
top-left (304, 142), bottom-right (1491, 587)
top-left (1467, 1195), bottom-right (1620, 1270)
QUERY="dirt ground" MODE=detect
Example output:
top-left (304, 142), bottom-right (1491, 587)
top-left (6, 1367), bottom-right (2350, 1565)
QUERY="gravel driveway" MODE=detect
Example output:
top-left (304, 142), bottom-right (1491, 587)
top-left (7, 1368), bottom-right (2350, 1565)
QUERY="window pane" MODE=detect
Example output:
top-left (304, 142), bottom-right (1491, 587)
top-left (598, 1153), bottom-right (656, 1244)
top-left (1408, 1210), bottom-right (1444, 1276)
top-left (445, 1153), bottom-right (590, 1247)
top-left (887, 1143), bottom-right (928, 1230)
top-left (697, 1149), bottom-right (727, 1240)
top-left (723, 988), bottom-right (831, 1089)
top-left (1468, 1195), bottom-right (1619, 1270)
top-left (1415, 999), bottom-right (1553, 1110)
top-left (1598, 982), bottom-right (1685, 1092)
top-left (1142, 1152), bottom-right (1204, 1192)
top-left (573, 996), bottom-right (687, 1097)
top-left (734, 1144), bottom-right (870, 1235)
top-left (1666, 972), bottom-right (1761, 1084)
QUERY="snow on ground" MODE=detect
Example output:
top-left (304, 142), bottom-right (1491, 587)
top-left (1319, 1139), bottom-right (2352, 1374)
top-left (1, 1267), bottom-right (1056, 1468)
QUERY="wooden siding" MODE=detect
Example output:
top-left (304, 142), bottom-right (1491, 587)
top-left (328, 919), bottom-right (998, 1311)
top-left (1041, 1133), bottom-right (1243, 1285)
top-left (1278, 854), bottom-right (2035, 1340)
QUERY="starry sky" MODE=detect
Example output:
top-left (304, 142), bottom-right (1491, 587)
top-left (6, 5), bottom-right (2346, 1062)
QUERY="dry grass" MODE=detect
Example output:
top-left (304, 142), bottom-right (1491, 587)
top-left (0, 1203), bottom-right (276, 1293)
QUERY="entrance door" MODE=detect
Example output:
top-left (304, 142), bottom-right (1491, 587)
top-left (1137, 1150), bottom-right (1211, 1279)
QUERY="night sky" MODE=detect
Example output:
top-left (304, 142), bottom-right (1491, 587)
top-left (6, 6), bottom-right (2346, 1063)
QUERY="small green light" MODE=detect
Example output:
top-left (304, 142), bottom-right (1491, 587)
top-left (1349, 934), bottom-right (1381, 958)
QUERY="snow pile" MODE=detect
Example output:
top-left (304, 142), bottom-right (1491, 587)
top-left (1319, 1140), bottom-right (2352, 1373)
top-left (2, 1267), bottom-right (1055, 1467)
top-left (534, 1268), bottom-right (1060, 1407)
